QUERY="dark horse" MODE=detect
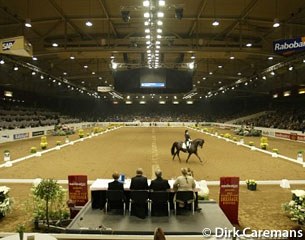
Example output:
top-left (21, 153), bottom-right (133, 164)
top-left (171, 138), bottom-right (205, 163)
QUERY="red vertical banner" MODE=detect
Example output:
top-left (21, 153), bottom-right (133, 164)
top-left (219, 177), bottom-right (239, 224)
top-left (68, 175), bottom-right (88, 206)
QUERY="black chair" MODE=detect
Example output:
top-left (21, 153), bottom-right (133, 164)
top-left (174, 191), bottom-right (195, 215)
top-left (149, 191), bottom-right (170, 216)
top-left (105, 190), bottom-right (126, 215)
top-left (129, 190), bottom-right (150, 217)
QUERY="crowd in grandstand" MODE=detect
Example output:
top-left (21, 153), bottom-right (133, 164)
top-left (1, 103), bottom-right (305, 132)
top-left (0, 106), bottom-right (80, 130)
top-left (236, 109), bottom-right (305, 132)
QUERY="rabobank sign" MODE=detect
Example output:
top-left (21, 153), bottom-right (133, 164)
top-left (273, 37), bottom-right (305, 56)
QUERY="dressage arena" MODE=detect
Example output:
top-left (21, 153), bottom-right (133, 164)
top-left (1, 125), bottom-right (305, 233)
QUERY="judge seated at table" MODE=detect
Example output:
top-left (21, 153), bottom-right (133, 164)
top-left (130, 168), bottom-right (148, 190)
top-left (149, 169), bottom-right (170, 191)
top-left (129, 168), bottom-right (149, 218)
top-left (108, 171), bottom-right (124, 190)
top-left (173, 167), bottom-right (196, 208)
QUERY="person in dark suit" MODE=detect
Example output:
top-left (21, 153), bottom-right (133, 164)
top-left (130, 168), bottom-right (148, 190)
top-left (108, 171), bottom-right (124, 190)
top-left (107, 171), bottom-right (125, 211)
top-left (150, 169), bottom-right (170, 191)
top-left (129, 168), bottom-right (148, 218)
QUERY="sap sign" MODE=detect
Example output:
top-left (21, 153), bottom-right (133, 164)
top-left (2, 40), bottom-right (15, 51)
top-left (273, 37), bottom-right (305, 56)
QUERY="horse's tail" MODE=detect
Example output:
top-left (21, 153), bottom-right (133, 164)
top-left (171, 142), bottom-right (177, 155)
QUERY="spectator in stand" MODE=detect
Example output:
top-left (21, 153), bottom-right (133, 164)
top-left (154, 227), bottom-right (166, 240)
top-left (108, 171), bottom-right (124, 191)
top-left (130, 168), bottom-right (148, 190)
top-left (149, 169), bottom-right (170, 191)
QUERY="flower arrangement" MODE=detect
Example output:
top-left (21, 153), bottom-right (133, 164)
top-left (30, 147), bottom-right (37, 154)
top-left (245, 179), bottom-right (256, 185)
top-left (0, 186), bottom-right (12, 217)
top-left (245, 179), bottom-right (257, 191)
top-left (283, 190), bottom-right (305, 225)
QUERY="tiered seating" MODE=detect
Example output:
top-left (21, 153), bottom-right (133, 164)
top-left (0, 106), bottom-right (80, 130)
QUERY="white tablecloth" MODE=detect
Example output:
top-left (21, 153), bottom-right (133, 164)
top-left (1, 233), bottom-right (57, 240)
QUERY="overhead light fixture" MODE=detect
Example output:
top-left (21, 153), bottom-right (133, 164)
top-left (212, 20), bottom-right (219, 26)
top-left (229, 56), bottom-right (235, 60)
top-left (270, 71), bottom-right (275, 76)
top-left (157, 28), bottom-right (162, 33)
top-left (173, 101), bottom-right (179, 104)
top-left (186, 101), bottom-right (193, 104)
top-left (159, 101), bottom-right (166, 104)
top-left (246, 43), bottom-right (252, 47)
top-left (125, 101), bottom-right (132, 104)
top-left (13, 66), bottom-right (19, 71)
top-left (70, 56), bottom-right (75, 60)
top-left (0, 59), bottom-right (5, 64)
top-left (288, 66), bottom-right (294, 71)
top-left (175, 8), bottom-right (183, 20)
top-left (283, 91), bottom-right (291, 97)
top-left (157, 12), bottom-right (164, 18)
top-left (268, 56), bottom-right (273, 60)
top-left (298, 88), bottom-right (305, 94)
top-left (273, 18), bottom-right (280, 28)
top-left (157, 20), bottom-right (163, 26)
top-left (121, 11), bottom-right (130, 22)
top-left (262, 76), bottom-right (266, 80)
top-left (139, 101), bottom-right (146, 104)
top-left (218, 65), bottom-right (223, 68)
top-left (237, 72), bottom-right (242, 76)
top-left (143, 0), bottom-right (150, 7)
top-left (31, 71), bottom-right (36, 75)
top-left (112, 61), bottom-right (118, 70)
top-left (52, 43), bottom-right (58, 47)
top-left (191, 55), bottom-right (195, 59)
top-left (25, 18), bottom-right (32, 28)
top-left (32, 57), bottom-right (37, 61)
top-left (84, 65), bottom-right (88, 69)
top-left (144, 12), bottom-right (150, 18)
top-left (188, 62), bottom-right (194, 70)
top-left (159, 0), bottom-right (165, 6)
top-left (85, 20), bottom-right (93, 27)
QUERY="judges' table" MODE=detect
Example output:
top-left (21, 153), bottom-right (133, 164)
top-left (1, 233), bottom-right (57, 240)
top-left (90, 178), bottom-right (201, 209)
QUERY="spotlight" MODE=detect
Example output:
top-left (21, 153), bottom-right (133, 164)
top-left (121, 11), bottom-right (130, 22)
top-left (212, 19), bottom-right (219, 26)
top-left (25, 18), bottom-right (32, 28)
top-left (175, 8), bottom-right (183, 20)
top-left (273, 18), bottom-right (280, 28)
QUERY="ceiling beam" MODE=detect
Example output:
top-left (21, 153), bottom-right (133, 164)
top-left (48, 0), bottom-right (99, 46)
top-left (97, 0), bottom-right (118, 37)
top-left (188, 0), bottom-right (208, 36)
top-left (0, 6), bottom-right (43, 38)
top-left (222, 0), bottom-right (258, 39)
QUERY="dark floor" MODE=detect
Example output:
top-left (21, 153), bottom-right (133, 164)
top-left (67, 200), bottom-right (233, 235)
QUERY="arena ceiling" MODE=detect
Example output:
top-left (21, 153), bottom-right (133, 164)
top-left (1, 0), bottom-right (305, 103)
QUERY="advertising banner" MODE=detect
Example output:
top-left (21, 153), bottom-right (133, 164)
top-left (0, 36), bottom-right (33, 57)
top-left (32, 131), bottom-right (44, 137)
top-left (219, 177), bottom-right (239, 224)
top-left (13, 132), bottom-right (29, 140)
top-left (68, 175), bottom-right (88, 206)
top-left (273, 37), bottom-right (305, 56)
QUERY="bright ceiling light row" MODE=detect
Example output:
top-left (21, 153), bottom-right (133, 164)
top-left (143, 0), bottom-right (165, 68)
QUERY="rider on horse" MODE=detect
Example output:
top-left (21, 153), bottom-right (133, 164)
top-left (184, 129), bottom-right (191, 149)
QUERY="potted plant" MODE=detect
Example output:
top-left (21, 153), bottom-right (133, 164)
top-left (246, 179), bottom-right (257, 191)
top-left (31, 179), bottom-right (69, 229)
top-left (283, 190), bottom-right (305, 225)
top-left (30, 147), bottom-right (37, 154)
top-left (0, 186), bottom-right (12, 218)
top-left (16, 224), bottom-right (25, 240)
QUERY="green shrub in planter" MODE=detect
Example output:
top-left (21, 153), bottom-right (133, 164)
top-left (56, 141), bottom-right (61, 146)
